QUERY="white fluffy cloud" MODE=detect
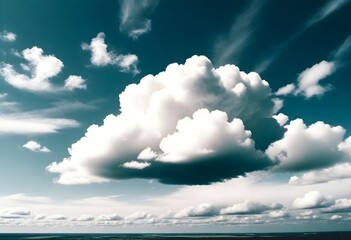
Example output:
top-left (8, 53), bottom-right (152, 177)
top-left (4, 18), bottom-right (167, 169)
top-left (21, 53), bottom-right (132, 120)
top-left (273, 113), bottom-right (289, 127)
top-left (0, 31), bottom-right (16, 42)
top-left (22, 141), bottom-right (50, 153)
top-left (289, 163), bottom-right (351, 185)
top-left (0, 46), bottom-right (64, 92)
top-left (64, 75), bottom-right (87, 91)
top-left (174, 203), bottom-right (218, 218)
top-left (47, 55), bottom-right (279, 185)
top-left (275, 83), bottom-right (296, 96)
top-left (296, 60), bottom-right (335, 98)
top-left (82, 32), bottom-right (139, 74)
top-left (275, 60), bottom-right (335, 98)
top-left (266, 119), bottom-right (345, 172)
top-left (219, 200), bottom-right (282, 215)
top-left (119, 0), bottom-right (158, 39)
top-left (292, 191), bottom-right (331, 209)
top-left (121, 161), bottom-right (150, 170)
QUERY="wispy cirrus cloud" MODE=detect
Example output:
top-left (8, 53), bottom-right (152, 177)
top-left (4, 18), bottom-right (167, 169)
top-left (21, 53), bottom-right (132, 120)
top-left (0, 98), bottom-right (97, 135)
top-left (119, 0), bottom-right (159, 40)
top-left (213, 0), bottom-right (265, 66)
top-left (254, 0), bottom-right (351, 73)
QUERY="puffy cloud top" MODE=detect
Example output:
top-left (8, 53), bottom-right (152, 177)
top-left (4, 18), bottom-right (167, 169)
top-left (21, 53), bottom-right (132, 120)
top-left (292, 191), bottom-right (331, 209)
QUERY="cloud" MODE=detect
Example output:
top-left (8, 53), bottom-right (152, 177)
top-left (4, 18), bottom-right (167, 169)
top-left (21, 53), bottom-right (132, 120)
top-left (121, 161), bottom-right (150, 170)
top-left (322, 198), bottom-right (351, 213)
top-left (22, 140), bottom-right (50, 153)
top-left (213, 0), bottom-right (264, 65)
top-left (48, 55), bottom-right (282, 185)
top-left (125, 211), bottom-right (153, 220)
top-left (119, 0), bottom-right (158, 39)
top-left (254, 0), bottom-right (350, 73)
top-left (333, 34), bottom-right (351, 62)
top-left (82, 32), bottom-right (139, 74)
top-left (219, 200), bottom-right (282, 215)
top-left (97, 213), bottom-right (123, 221)
top-left (268, 210), bottom-right (290, 219)
top-left (0, 46), bottom-right (65, 92)
top-left (0, 31), bottom-right (16, 42)
top-left (266, 119), bottom-right (345, 172)
top-left (0, 116), bottom-right (79, 135)
top-left (0, 208), bottom-right (31, 219)
top-left (276, 61), bottom-right (336, 99)
top-left (289, 163), bottom-right (351, 185)
top-left (292, 191), bottom-right (331, 209)
top-left (48, 215), bottom-right (67, 220)
top-left (174, 203), bottom-right (218, 218)
top-left (305, 0), bottom-right (350, 29)
top-left (295, 60), bottom-right (335, 98)
top-left (272, 113), bottom-right (289, 127)
top-left (74, 215), bottom-right (94, 222)
top-left (0, 99), bottom-right (90, 135)
top-left (64, 75), bottom-right (87, 91)
top-left (275, 84), bottom-right (296, 96)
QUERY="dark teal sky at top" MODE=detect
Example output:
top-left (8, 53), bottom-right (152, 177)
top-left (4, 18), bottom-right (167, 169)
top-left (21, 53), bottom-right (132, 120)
top-left (0, 0), bottom-right (351, 199)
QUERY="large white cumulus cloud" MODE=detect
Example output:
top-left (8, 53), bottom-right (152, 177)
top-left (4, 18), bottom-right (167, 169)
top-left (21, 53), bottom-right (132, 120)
top-left (47, 55), bottom-right (283, 185)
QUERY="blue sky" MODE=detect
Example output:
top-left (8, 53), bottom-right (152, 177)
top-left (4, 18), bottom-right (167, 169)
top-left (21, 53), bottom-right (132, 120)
top-left (0, 0), bottom-right (351, 233)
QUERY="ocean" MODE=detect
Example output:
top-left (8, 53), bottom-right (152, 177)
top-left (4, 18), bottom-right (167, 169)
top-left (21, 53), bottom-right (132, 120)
top-left (0, 232), bottom-right (350, 240)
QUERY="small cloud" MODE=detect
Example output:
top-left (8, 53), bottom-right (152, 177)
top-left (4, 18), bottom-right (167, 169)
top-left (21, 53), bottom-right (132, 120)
top-left (0, 208), bottom-right (31, 219)
top-left (275, 83), bottom-right (296, 96)
top-left (22, 141), bottom-right (50, 153)
top-left (273, 113), bottom-right (289, 127)
top-left (97, 213), bottom-right (123, 221)
top-left (220, 200), bottom-right (282, 215)
top-left (82, 32), bottom-right (139, 74)
top-left (0, 31), bottom-right (16, 42)
top-left (292, 191), bottom-right (331, 209)
top-left (295, 60), bottom-right (335, 98)
top-left (175, 203), bottom-right (218, 218)
top-left (330, 215), bottom-right (342, 220)
top-left (125, 211), bottom-right (153, 220)
top-left (48, 214), bottom-right (66, 220)
top-left (119, 0), bottom-right (158, 39)
top-left (121, 161), bottom-right (150, 170)
top-left (75, 215), bottom-right (94, 222)
top-left (268, 210), bottom-right (290, 219)
top-left (64, 75), bottom-right (87, 91)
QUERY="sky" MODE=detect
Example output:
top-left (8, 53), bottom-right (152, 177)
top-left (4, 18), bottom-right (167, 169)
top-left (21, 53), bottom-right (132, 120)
top-left (0, 0), bottom-right (351, 233)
